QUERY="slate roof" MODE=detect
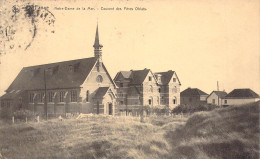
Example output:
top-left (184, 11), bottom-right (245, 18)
top-left (0, 90), bottom-right (24, 100)
top-left (93, 87), bottom-right (110, 99)
top-left (225, 89), bottom-right (259, 99)
top-left (6, 57), bottom-right (97, 91)
top-left (130, 69), bottom-right (150, 85)
top-left (181, 88), bottom-right (208, 97)
top-left (155, 70), bottom-right (181, 85)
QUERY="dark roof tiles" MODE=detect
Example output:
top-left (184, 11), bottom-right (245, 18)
top-left (6, 57), bottom-right (97, 91)
top-left (181, 88), bottom-right (208, 96)
top-left (225, 89), bottom-right (259, 98)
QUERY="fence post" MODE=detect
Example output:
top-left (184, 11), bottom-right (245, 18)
top-left (26, 117), bottom-right (27, 123)
top-left (12, 116), bottom-right (14, 124)
top-left (37, 116), bottom-right (40, 123)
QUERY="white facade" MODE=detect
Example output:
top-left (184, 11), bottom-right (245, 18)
top-left (207, 92), bottom-right (223, 106)
top-left (223, 98), bottom-right (260, 106)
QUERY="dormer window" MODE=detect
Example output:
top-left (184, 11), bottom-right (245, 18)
top-left (157, 76), bottom-right (161, 82)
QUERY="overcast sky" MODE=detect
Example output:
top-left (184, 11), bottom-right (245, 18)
top-left (0, 0), bottom-right (259, 95)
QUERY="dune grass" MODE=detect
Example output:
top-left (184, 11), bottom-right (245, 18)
top-left (0, 115), bottom-right (187, 159)
top-left (0, 102), bottom-right (259, 159)
top-left (165, 101), bottom-right (260, 159)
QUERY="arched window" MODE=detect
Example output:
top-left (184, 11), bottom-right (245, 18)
top-left (96, 75), bottom-right (103, 83)
top-left (148, 97), bottom-right (153, 105)
top-left (173, 97), bottom-right (177, 104)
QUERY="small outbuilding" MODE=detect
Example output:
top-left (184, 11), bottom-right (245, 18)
top-left (180, 88), bottom-right (208, 106)
top-left (207, 91), bottom-right (227, 106)
top-left (223, 88), bottom-right (259, 106)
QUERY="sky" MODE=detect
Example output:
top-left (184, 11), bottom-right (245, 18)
top-left (0, 0), bottom-right (259, 96)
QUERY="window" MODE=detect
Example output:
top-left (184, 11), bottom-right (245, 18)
top-left (158, 88), bottom-right (161, 93)
top-left (149, 76), bottom-right (152, 81)
top-left (224, 100), bottom-right (227, 104)
top-left (86, 90), bottom-right (89, 102)
top-left (29, 93), bottom-right (34, 103)
top-left (38, 92), bottom-right (44, 103)
top-left (48, 92), bottom-right (54, 102)
top-left (59, 91), bottom-right (65, 102)
top-left (157, 96), bottom-right (160, 105)
top-left (96, 75), bottom-right (103, 83)
top-left (7, 101), bottom-right (10, 107)
top-left (148, 99), bottom-right (152, 105)
top-left (148, 97), bottom-right (153, 105)
top-left (212, 99), bottom-right (215, 104)
top-left (173, 97), bottom-right (177, 104)
top-left (120, 101), bottom-right (124, 105)
top-left (120, 83), bottom-right (123, 87)
top-left (173, 78), bottom-right (176, 82)
top-left (70, 90), bottom-right (77, 102)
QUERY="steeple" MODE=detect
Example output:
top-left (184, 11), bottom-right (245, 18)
top-left (93, 24), bottom-right (103, 71)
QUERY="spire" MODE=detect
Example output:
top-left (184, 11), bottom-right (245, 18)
top-left (93, 23), bottom-right (103, 70)
top-left (93, 24), bottom-right (103, 48)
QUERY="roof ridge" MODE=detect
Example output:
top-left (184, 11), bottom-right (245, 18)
top-left (24, 57), bottom-right (96, 68)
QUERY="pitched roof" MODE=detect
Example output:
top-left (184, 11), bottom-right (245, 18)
top-left (6, 57), bottom-right (97, 91)
top-left (93, 87), bottom-right (110, 99)
top-left (130, 69), bottom-right (150, 85)
top-left (207, 91), bottom-right (227, 99)
top-left (155, 71), bottom-right (174, 85)
top-left (214, 91), bottom-right (227, 98)
top-left (0, 90), bottom-right (24, 100)
top-left (225, 89), bottom-right (259, 99)
top-left (181, 88), bottom-right (208, 97)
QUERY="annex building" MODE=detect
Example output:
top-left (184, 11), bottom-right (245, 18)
top-left (0, 25), bottom-right (118, 116)
top-left (114, 69), bottom-right (181, 115)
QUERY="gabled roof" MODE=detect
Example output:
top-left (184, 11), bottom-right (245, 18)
top-left (120, 71), bottom-right (132, 79)
top-left (207, 91), bottom-right (227, 99)
top-left (93, 87), bottom-right (110, 99)
top-left (6, 57), bottom-right (97, 91)
top-left (155, 70), bottom-right (181, 85)
top-left (225, 89), bottom-right (259, 99)
top-left (181, 88), bottom-right (208, 97)
top-left (114, 69), bottom-right (151, 85)
top-left (130, 69), bottom-right (150, 85)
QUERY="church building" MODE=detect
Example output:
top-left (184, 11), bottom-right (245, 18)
top-left (0, 25), bottom-right (118, 117)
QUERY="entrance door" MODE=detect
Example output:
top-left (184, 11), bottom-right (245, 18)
top-left (108, 103), bottom-right (113, 115)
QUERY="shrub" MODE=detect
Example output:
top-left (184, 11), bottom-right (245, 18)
top-left (171, 104), bottom-right (219, 114)
top-left (13, 109), bottom-right (36, 121)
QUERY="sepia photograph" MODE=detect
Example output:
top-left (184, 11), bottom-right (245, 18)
top-left (0, 0), bottom-right (259, 158)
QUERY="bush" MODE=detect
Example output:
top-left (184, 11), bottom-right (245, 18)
top-left (171, 104), bottom-right (219, 114)
top-left (13, 109), bottom-right (36, 121)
